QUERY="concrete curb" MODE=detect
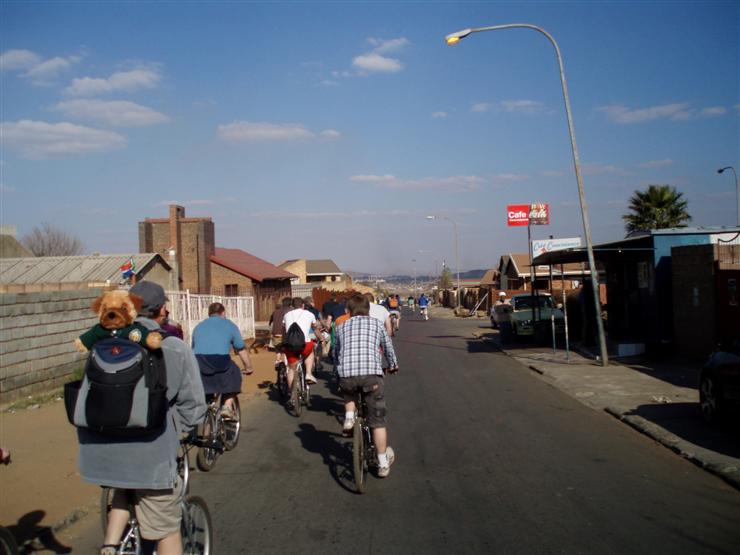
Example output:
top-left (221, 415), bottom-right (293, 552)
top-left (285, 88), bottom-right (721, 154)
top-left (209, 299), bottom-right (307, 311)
top-left (604, 407), bottom-right (740, 491)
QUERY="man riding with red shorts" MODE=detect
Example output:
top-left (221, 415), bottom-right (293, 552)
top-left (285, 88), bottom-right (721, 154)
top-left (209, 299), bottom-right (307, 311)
top-left (282, 297), bottom-right (321, 394)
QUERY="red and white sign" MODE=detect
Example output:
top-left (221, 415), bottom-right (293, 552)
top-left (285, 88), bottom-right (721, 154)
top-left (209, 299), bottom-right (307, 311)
top-left (507, 204), bottom-right (530, 226)
top-left (507, 203), bottom-right (550, 226)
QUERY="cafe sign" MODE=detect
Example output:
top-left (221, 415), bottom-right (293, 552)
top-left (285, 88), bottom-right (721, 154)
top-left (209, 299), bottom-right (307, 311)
top-left (507, 203), bottom-right (550, 226)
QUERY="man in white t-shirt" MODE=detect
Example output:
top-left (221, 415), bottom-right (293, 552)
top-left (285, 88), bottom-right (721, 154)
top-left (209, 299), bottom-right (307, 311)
top-left (282, 297), bottom-right (320, 389)
top-left (364, 293), bottom-right (393, 336)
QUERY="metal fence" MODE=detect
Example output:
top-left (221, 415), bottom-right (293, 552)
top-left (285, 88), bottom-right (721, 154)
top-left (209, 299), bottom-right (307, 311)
top-left (166, 291), bottom-right (255, 345)
top-left (291, 283), bottom-right (320, 298)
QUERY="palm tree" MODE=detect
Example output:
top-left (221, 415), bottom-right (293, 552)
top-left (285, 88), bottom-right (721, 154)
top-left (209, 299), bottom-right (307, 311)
top-left (622, 184), bottom-right (691, 235)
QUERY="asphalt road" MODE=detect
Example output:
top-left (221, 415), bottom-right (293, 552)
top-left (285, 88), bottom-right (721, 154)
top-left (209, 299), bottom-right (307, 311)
top-left (71, 309), bottom-right (740, 554)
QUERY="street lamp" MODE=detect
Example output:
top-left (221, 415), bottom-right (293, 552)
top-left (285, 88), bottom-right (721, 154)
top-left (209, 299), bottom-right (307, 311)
top-left (426, 215), bottom-right (460, 308)
top-left (412, 258), bottom-right (417, 294)
top-left (717, 166), bottom-right (739, 226)
top-left (445, 23), bottom-right (608, 366)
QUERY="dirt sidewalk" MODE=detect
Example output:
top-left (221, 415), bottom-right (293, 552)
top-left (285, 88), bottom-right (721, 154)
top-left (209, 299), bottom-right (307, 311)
top-left (0, 347), bottom-right (278, 548)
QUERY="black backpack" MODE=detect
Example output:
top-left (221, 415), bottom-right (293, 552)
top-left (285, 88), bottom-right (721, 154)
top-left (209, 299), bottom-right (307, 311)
top-left (64, 336), bottom-right (169, 438)
top-left (283, 322), bottom-right (306, 352)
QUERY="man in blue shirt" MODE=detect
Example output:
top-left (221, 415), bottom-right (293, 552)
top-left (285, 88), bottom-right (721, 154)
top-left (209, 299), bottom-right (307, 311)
top-left (192, 303), bottom-right (254, 419)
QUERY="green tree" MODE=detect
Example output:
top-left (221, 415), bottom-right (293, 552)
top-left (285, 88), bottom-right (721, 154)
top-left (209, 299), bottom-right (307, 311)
top-left (439, 267), bottom-right (452, 289)
top-left (622, 184), bottom-right (691, 235)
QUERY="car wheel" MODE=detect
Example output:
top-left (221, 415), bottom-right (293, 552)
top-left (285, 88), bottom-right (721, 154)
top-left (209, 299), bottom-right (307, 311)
top-left (699, 373), bottom-right (724, 424)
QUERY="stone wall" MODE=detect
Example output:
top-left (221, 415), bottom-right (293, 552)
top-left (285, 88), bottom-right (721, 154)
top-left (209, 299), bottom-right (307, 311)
top-left (0, 288), bottom-right (103, 405)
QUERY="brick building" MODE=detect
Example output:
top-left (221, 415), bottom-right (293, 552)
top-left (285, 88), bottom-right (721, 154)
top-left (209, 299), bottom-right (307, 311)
top-left (672, 242), bottom-right (740, 360)
top-left (139, 205), bottom-right (214, 293)
top-left (210, 247), bottom-right (295, 321)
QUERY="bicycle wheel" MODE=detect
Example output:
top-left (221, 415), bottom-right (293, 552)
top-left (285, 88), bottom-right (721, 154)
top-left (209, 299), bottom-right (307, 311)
top-left (196, 410), bottom-right (219, 472)
top-left (223, 397), bottom-right (241, 451)
top-left (352, 418), bottom-right (366, 494)
top-left (290, 366), bottom-right (303, 417)
top-left (277, 366), bottom-right (289, 399)
top-left (182, 495), bottom-right (213, 555)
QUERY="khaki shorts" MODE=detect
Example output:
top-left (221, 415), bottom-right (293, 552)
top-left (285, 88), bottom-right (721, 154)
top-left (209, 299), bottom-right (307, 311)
top-left (339, 375), bottom-right (387, 428)
top-left (111, 476), bottom-right (183, 540)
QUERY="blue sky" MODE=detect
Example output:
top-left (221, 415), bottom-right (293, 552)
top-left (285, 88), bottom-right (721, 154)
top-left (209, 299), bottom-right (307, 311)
top-left (1, 1), bottom-right (738, 275)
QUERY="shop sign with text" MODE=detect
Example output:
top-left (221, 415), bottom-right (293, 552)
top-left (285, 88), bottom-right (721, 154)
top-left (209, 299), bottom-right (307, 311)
top-left (507, 203), bottom-right (550, 226)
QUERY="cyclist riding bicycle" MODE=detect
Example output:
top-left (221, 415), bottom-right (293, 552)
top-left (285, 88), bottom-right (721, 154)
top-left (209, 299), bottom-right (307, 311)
top-left (418, 293), bottom-right (430, 320)
top-left (334, 294), bottom-right (399, 478)
top-left (387, 295), bottom-right (401, 331)
top-left (76, 281), bottom-right (207, 555)
top-left (282, 297), bottom-right (321, 392)
top-left (192, 302), bottom-right (254, 421)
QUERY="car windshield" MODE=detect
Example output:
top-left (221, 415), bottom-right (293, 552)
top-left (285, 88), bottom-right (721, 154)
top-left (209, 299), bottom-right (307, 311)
top-left (514, 296), bottom-right (554, 310)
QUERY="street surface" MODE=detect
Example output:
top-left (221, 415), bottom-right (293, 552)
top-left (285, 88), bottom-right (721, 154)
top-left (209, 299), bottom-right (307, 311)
top-left (71, 309), bottom-right (740, 553)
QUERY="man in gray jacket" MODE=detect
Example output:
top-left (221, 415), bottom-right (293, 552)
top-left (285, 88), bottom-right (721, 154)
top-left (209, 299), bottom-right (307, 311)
top-left (77, 281), bottom-right (206, 555)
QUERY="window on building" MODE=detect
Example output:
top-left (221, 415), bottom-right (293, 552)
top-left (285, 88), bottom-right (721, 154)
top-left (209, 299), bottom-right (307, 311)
top-left (224, 284), bottom-right (239, 297)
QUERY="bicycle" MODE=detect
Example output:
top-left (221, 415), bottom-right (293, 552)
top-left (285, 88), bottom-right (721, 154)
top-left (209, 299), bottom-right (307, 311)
top-left (288, 355), bottom-right (310, 417)
top-left (100, 435), bottom-right (213, 554)
top-left (196, 393), bottom-right (241, 472)
top-left (349, 387), bottom-right (375, 494)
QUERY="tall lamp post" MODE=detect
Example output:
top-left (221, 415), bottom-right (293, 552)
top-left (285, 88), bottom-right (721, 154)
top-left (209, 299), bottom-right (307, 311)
top-left (426, 215), bottom-right (460, 308)
top-left (717, 166), bottom-right (739, 226)
top-left (412, 258), bottom-right (417, 295)
top-left (445, 23), bottom-right (608, 366)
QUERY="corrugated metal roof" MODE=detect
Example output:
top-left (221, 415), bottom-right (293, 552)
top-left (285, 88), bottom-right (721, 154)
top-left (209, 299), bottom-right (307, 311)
top-left (0, 254), bottom-right (167, 284)
top-left (211, 248), bottom-right (296, 283)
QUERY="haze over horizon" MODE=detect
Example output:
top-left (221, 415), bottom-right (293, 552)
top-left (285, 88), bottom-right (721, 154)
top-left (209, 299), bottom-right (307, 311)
top-left (2, 1), bottom-right (738, 275)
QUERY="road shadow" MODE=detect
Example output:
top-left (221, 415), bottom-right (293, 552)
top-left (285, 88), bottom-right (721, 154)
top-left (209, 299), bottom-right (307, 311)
top-left (305, 393), bottom-right (344, 424)
top-left (617, 357), bottom-right (701, 389)
top-left (294, 423), bottom-right (356, 493)
top-left (6, 510), bottom-right (71, 554)
top-left (625, 403), bottom-right (740, 459)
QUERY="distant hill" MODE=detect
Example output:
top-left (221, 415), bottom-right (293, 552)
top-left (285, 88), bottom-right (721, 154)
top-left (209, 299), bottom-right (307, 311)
top-left (460, 269), bottom-right (487, 279)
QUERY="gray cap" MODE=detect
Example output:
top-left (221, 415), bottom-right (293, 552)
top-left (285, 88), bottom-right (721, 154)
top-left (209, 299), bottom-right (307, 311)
top-left (130, 281), bottom-right (169, 312)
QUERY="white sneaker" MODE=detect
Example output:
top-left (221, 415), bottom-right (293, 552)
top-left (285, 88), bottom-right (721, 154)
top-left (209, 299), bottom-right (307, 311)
top-left (342, 415), bottom-right (356, 436)
top-left (377, 446), bottom-right (395, 478)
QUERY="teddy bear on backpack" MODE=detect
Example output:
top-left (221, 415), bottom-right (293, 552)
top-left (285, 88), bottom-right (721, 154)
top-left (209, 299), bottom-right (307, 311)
top-left (74, 289), bottom-right (162, 353)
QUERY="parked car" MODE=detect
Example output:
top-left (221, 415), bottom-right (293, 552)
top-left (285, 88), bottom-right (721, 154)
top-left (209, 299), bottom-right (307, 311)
top-left (699, 336), bottom-right (740, 424)
top-left (495, 293), bottom-right (565, 339)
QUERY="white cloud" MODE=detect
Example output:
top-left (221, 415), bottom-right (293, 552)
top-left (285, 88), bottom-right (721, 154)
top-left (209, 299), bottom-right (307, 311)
top-left (699, 106), bottom-right (726, 117)
top-left (0, 49), bottom-right (41, 70)
top-left (350, 174), bottom-right (483, 192)
top-left (500, 99), bottom-right (546, 114)
top-left (1, 120), bottom-right (127, 159)
top-left (367, 38), bottom-right (409, 54)
top-left (218, 121), bottom-right (316, 142)
top-left (492, 173), bottom-right (530, 184)
top-left (65, 68), bottom-right (161, 96)
top-left (596, 102), bottom-right (728, 124)
top-left (352, 53), bottom-right (403, 73)
top-left (432, 111), bottom-right (448, 119)
top-left (53, 99), bottom-right (170, 127)
top-left (582, 163), bottom-right (630, 176)
top-left (24, 55), bottom-right (81, 85)
top-left (471, 102), bottom-right (492, 113)
top-left (639, 158), bottom-right (673, 169)
top-left (320, 129), bottom-right (342, 139)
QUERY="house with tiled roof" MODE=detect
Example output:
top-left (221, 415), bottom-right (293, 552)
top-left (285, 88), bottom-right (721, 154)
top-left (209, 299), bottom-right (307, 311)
top-left (211, 247), bottom-right (296, 320)
top-left (278, 258), bottom-right (346, 286)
